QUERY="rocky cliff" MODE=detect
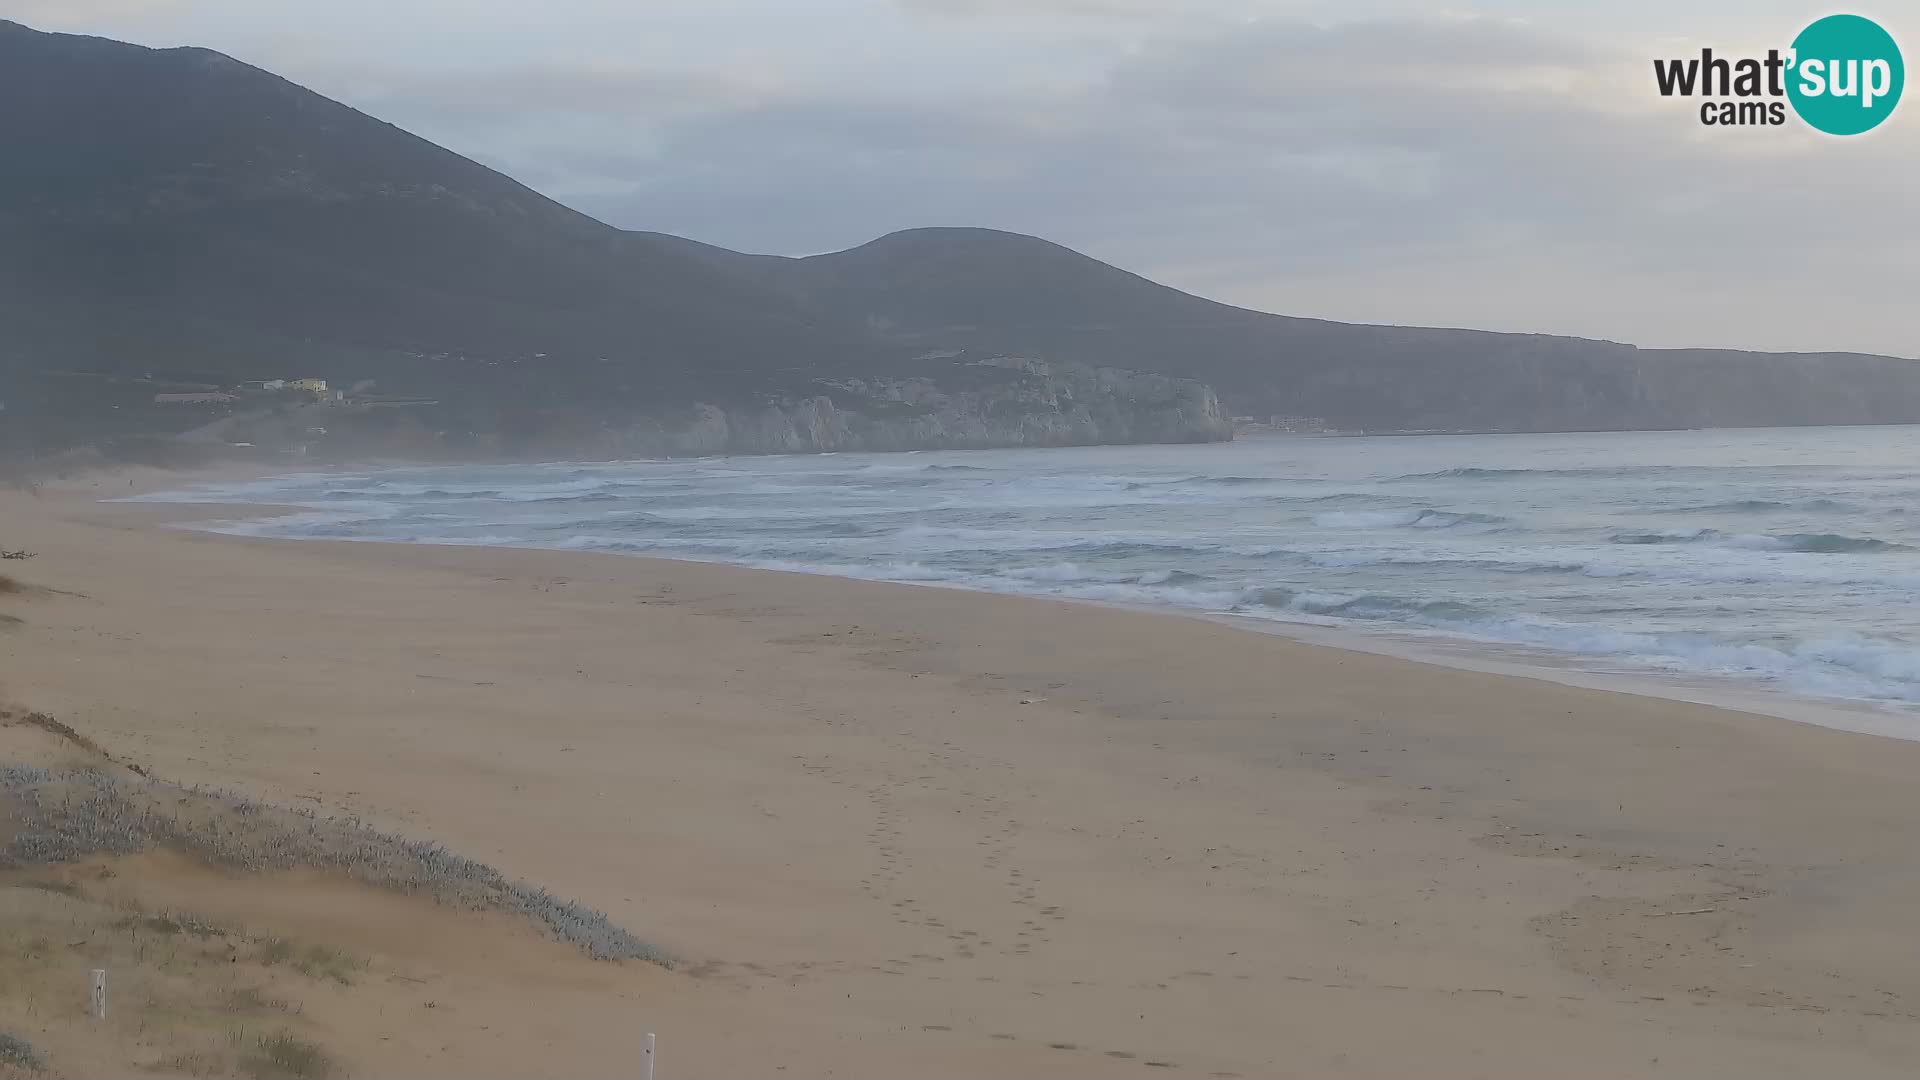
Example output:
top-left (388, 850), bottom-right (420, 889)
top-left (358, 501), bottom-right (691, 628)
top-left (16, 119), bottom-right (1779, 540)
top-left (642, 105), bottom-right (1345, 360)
top-left (581, 357), bottom-right (1232, 456)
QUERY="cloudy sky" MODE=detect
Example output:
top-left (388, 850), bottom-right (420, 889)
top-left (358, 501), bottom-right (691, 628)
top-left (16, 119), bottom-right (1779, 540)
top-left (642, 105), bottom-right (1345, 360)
top-left (6, 0), bottom-right (1916, 357)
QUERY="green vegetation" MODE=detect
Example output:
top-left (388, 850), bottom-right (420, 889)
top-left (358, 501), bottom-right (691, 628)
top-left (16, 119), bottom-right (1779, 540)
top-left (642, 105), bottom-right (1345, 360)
top-left (0, 1032), bottom-right (44, 1073)
top-left (256, 940), bottom-right (360, 986)
top-left (243, 1031), bottom-right (336, 1080)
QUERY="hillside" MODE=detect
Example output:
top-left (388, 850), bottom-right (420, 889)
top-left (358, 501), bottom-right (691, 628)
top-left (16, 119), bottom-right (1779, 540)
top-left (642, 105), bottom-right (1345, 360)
top-left (0, 19), bottom-right (872, 392)
top-left (650, 227), bottom-right (1920, 433)
top-left (0, 16), bottom-right (1224, 457)
top-left (3, 18), bottom-right (1919, 457)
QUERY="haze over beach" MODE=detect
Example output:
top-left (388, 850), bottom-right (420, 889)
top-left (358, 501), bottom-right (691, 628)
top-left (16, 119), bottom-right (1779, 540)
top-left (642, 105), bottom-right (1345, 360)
top-left (3, 2), bottom-right (1920, 1078)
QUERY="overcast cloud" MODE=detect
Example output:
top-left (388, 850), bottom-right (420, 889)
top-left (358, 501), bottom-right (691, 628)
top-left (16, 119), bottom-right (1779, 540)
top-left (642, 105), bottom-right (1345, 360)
top-left (6, 0), bottom-right (1916, 356)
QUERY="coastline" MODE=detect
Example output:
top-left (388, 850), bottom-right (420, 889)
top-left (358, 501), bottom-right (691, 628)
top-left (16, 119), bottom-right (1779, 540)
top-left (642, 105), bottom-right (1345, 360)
top-left (9, 467), bottom-right (1920, 1075)
top-left (127, 463), bottom-right (1920, 743)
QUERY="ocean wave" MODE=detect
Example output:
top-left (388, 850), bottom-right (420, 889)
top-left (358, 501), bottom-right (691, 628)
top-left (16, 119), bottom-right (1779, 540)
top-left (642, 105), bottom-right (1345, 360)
top-left (1612, 528), bottom-right (1909, 553)
top-left (887, 525), bottom-right (1237, 557)
top-left (1388, 464), bottom-right (1842, 483)
top-left (747, 559), bottom-right (955, 582)
top-left (1277, 492), bottom-right (1417, 506)
top-left (1726, 533), bottom-right (1912, 554)
top-left (1228, 595), bottom-right (1920, 703)
top-left (1612, 529), bottom-right (1716, 545)
top-left (1303, 551), bottom-right (1588, 575)
top-left (1125, 475), bottom-right (1281, 490)
top-left (1244, 588), bottom-right (1490, 623)
top-left (1312, 509), bottom-right (1507, 529)
top-left (995, 563), bottom-right (1212, 586)
top-left (528, 492), bottom-right (624, 504)
top-left (1386, 466), bottom-right (1673, 482)
top-left (1660, 498), bottom-right (1861, 514)
top-left (545, 535), bottom-right (665, 553)
top-left (1136, 568), bottom-right (1211, 585)
top-left (1040, 580), bottom-right (1255, 611)
top-left (394, 534), bottom-right (529, 547)
top-left (1390, 467), bottom-right (1543, 481)
top-left (633, 504), bottom-right (908, 523)
top-left (998, 562), bottom-right (1125, 583)
top-left (135, 443), bottom-right (1920, 714)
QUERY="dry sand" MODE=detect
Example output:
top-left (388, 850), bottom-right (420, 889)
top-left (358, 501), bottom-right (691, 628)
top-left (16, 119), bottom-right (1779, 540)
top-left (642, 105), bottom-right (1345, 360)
top-left (6, 468), bottom-right (1920, 1077)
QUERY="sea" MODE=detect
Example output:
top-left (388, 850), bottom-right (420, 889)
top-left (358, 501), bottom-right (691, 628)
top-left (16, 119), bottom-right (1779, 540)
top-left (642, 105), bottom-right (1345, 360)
top-left (134, 426), bottom-right (1920, 735)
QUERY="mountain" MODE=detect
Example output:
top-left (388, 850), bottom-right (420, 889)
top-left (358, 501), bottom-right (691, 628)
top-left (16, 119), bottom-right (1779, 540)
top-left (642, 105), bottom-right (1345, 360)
top-left (0, 18), bottom-right (1234, 456)
top-left (653, 227), bottom-right (1920, 433)
top-left (3, 18), bottom-right (1918, 460)
top-left (0, 19), bottom-right (871, 390)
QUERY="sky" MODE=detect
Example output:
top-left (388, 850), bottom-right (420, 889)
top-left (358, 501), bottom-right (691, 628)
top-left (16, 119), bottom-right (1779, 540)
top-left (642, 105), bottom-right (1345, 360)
top-left (5, 0), bottom-right (1916, 358)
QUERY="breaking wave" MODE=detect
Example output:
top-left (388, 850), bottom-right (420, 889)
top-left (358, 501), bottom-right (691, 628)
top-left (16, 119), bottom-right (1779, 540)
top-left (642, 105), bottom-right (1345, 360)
top-left (126, 427), bottom-right (1920, 718)
top-left (1612, 529), bottom-right (1908, 553)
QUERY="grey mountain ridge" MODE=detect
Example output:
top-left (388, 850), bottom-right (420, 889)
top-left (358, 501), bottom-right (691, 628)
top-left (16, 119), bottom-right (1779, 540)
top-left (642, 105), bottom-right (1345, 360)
top-left (3, 18), bottom-right (1918, 459)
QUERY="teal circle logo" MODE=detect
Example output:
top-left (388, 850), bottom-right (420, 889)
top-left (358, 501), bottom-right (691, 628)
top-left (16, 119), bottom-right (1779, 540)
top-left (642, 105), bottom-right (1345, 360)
top-left (1787, 14), bottom-right (1904, 135)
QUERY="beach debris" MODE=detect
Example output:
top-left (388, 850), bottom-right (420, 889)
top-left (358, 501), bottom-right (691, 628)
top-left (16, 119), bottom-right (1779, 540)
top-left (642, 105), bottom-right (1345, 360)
top-left (1650, 908), bottom-right (1718, 917)
top-left (0, 550), bottom-right (35, 560)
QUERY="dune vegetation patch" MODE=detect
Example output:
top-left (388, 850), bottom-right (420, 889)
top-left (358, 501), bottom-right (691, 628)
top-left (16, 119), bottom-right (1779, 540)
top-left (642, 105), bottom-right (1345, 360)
top-left (0, 711), bottom-right (129, 772)
top-left (0, 742), bottom-right (666, 1077)
top-left (0, 763), bottom-right (664, 966)
top-left (0, 882), bottom-right (343, 1079)
top-left (241, 1030), bottom-right (337, 1080)
top-left (0, 1030), bottom-right (46, 1073)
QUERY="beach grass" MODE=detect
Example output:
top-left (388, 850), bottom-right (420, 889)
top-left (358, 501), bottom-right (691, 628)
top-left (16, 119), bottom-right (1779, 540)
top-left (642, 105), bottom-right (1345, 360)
top-left (0, 884), bottom-right (338, 1078)
top-left (0, 763), bottom-right (665, 965)
top-left (0, 1032), bottom-right (44, 1073)
top-left (242, 1030), bottom-right (337, 1080)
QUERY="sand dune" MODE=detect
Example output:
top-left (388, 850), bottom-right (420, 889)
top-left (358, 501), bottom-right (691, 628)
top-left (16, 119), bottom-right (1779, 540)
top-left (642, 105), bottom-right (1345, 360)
top-left (5, 470), bottom-right (1920, 1077)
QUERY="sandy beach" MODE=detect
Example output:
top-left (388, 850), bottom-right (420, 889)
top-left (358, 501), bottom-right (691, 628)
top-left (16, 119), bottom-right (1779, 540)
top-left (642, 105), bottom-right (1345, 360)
top-left (7, 468), bottom-right (1920, 1078)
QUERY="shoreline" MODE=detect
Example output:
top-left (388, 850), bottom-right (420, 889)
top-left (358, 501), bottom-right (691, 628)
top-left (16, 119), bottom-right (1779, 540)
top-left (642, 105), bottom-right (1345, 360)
top-left (125, 467), bottom-right (1920, 744)
top-left (11, 466), bottom-right (1920, 1076)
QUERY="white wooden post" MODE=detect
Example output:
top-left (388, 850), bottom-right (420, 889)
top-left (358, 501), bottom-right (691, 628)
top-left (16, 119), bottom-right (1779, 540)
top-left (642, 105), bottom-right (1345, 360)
top-left (643, 1033), bottom-right (656, 1080)
top-left (89, 969), bottom-right (107, 1020)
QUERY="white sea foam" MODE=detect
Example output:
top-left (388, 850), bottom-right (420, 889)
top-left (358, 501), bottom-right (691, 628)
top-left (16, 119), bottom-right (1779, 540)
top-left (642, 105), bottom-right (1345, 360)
top-left (133, 427), bottom-right (1920, 716)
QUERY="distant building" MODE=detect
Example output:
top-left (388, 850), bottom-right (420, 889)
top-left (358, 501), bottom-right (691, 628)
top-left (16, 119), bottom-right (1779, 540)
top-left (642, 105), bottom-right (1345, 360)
top-left (1268, 415), bottom-right (1332, 433)
top-left (288, 378), bottom-right (328, 394)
